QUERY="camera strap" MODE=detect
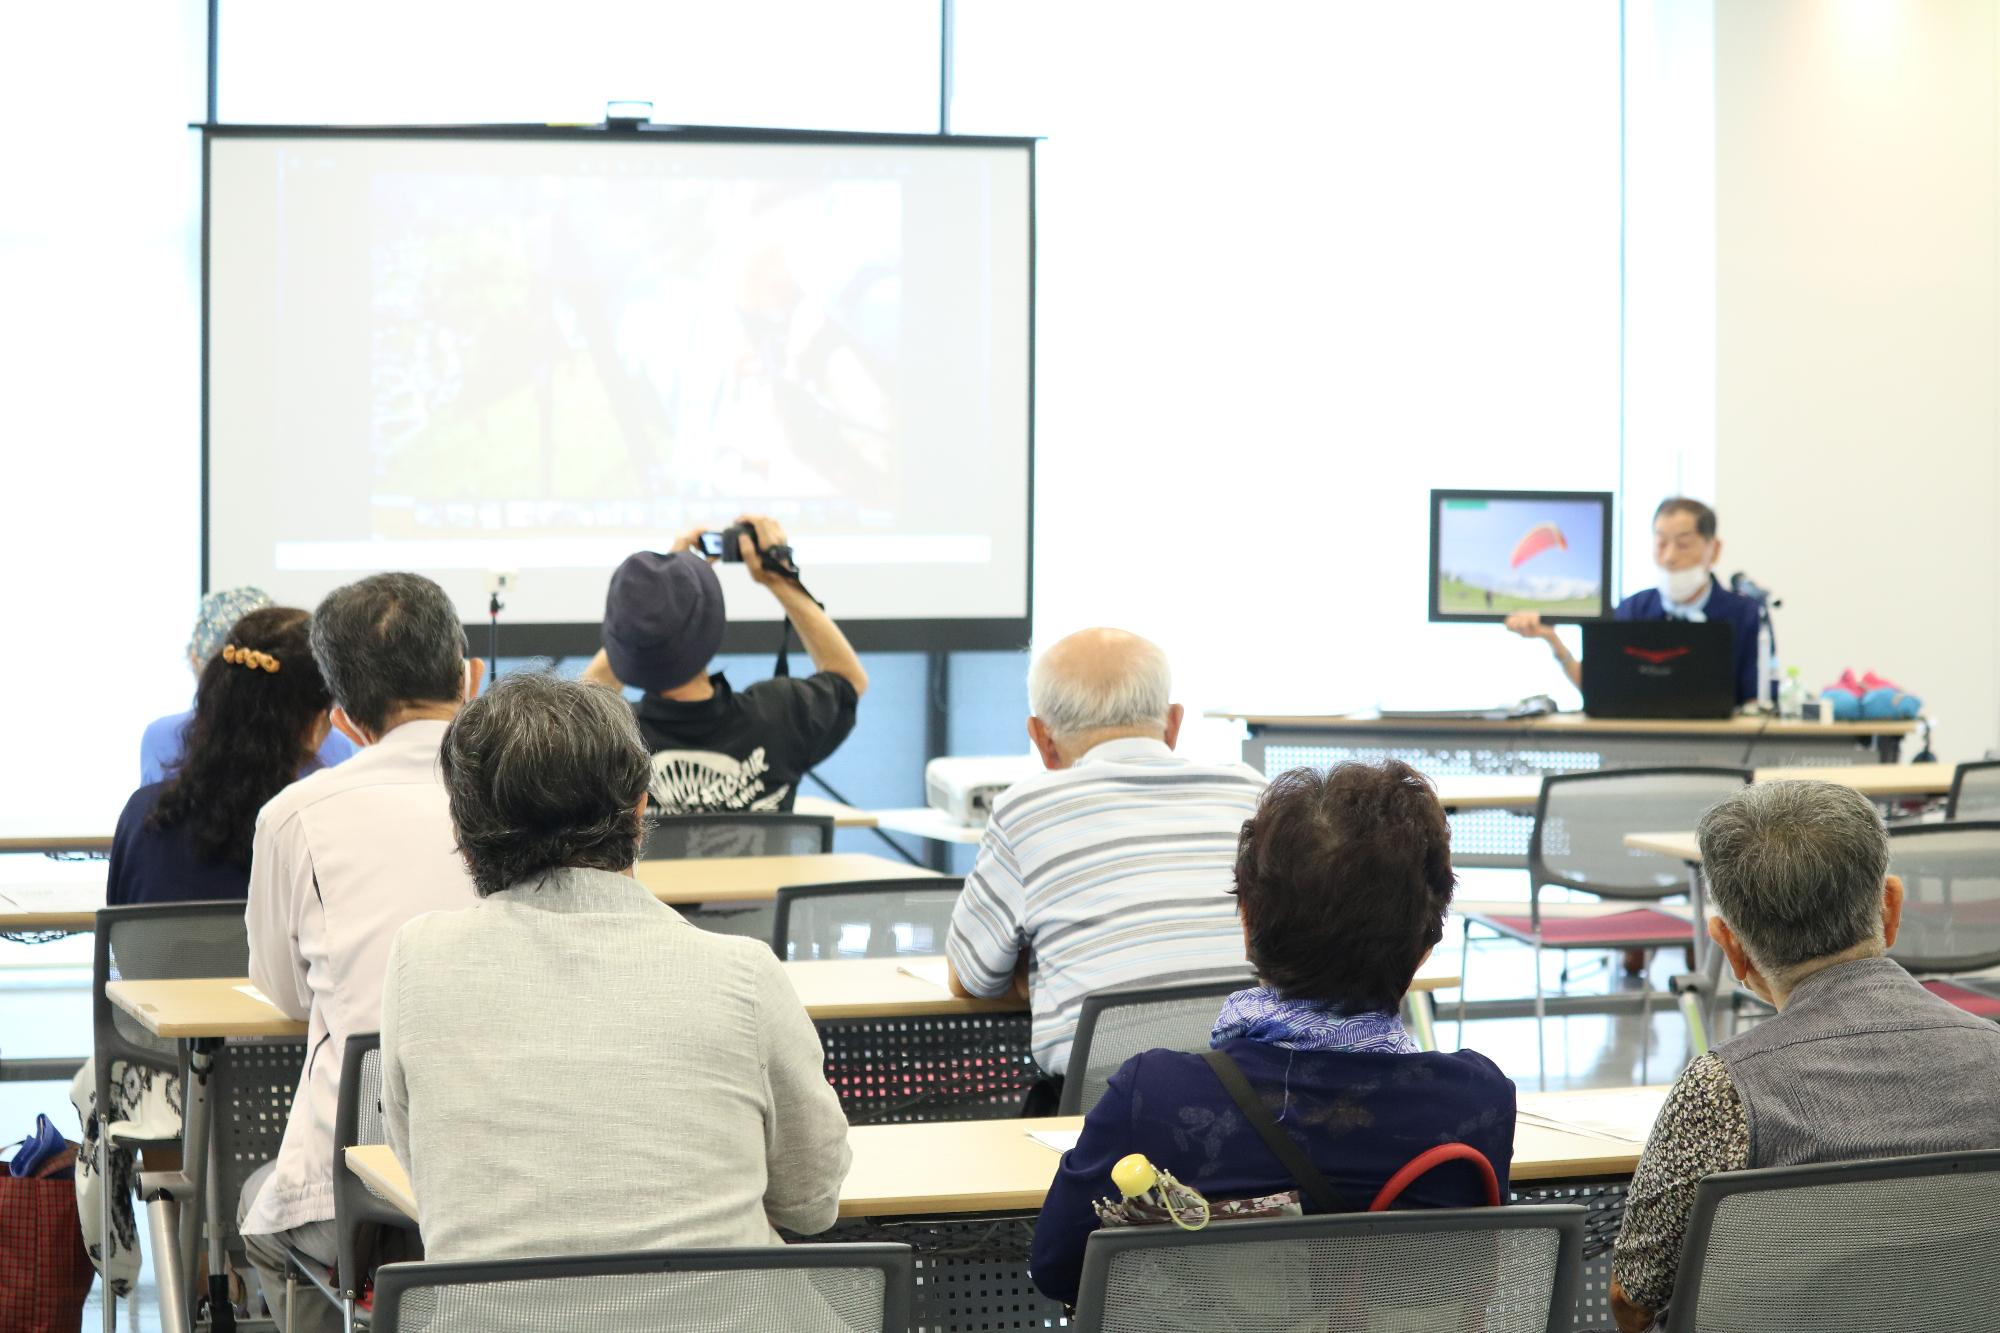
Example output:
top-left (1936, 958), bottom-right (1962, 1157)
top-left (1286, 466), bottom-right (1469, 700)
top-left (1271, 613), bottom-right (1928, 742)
top-left (773, 577), bottom-right (824, 679)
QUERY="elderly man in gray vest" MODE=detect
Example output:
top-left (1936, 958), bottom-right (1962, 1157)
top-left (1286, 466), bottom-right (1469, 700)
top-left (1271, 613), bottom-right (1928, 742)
top-left (1610, 780), bottom-right (2000, 1331)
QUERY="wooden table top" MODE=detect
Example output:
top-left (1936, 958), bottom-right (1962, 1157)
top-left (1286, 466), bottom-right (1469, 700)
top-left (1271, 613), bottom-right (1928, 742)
top-left (792, 797), bottom-right (877, 829)
top-left (0, 883), bottom-right (105, 932)
top-left (1623, 831), bottom-right (1703, 863)
top-left (634, 853), bottom-right (940, 905)
top-left (1429, 763), bottom-right (1952, 814)
top-left (869, 807), bottom-right (988, 846)
top-left (0, 851), bottom-right (931, 930)
top-left (346, 1082), bottom-right (1664, 1226)
top-left (0, 833), bottom-right (113, 855)
top-left (107, 977), bottom-right (306, 1040)
top-left (109, 957), bottom-right (1462, 1040)
top-left (1210, 709), bottom-right (1918, 738)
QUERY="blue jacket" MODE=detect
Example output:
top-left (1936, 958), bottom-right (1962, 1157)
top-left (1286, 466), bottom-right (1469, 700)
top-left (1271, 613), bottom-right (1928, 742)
top-left (107, 782), bottom-right (254, 907)
top-left (1616, 577), bottom-right (1763, 705)
top-left (1029, 1039), bottom-right (1516, 1305)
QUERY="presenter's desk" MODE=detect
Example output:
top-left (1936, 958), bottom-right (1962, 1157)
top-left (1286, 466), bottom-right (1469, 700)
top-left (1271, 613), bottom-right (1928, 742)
top-left (1214, 710), bottom-right (1919, 865)
top-left (347, 1083), bottom-right (1661, 1333)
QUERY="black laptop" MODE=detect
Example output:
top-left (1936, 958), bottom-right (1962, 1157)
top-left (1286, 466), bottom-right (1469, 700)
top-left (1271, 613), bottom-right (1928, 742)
top-left (1581, 621), bottom-right (1738, 720)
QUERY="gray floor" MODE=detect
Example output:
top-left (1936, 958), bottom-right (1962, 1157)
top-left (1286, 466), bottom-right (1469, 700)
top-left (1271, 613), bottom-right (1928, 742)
top-left (0, 865), bottom-right (1696, 1332)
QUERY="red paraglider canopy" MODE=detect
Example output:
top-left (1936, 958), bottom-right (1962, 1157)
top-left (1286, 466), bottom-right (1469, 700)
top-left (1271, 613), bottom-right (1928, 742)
top-left (1509, 522), bottom-right (1567, 569)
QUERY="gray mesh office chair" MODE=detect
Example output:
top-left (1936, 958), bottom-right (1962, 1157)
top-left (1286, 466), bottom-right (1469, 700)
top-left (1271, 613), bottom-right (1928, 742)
top-left (1885, 822), bottom-right (2000, 1019)
top-left (1058, 979), bottom-right (1250, 1115)
top-left (371, 1244), bottom-right (914, 1333)
top-left (1070, 1205), bottom-right (1585, 1333)
top-left (641, 812), bottom-right (835, 860)
top-left (288, 1033), bottom-right (419, 1331)
top-left (211, 1037), bottom-right (308, 1294)
top-left (1458, 768), bottom-right (1750, 1087)
top-left (1946, 761), bottom-right (2000, 822)
top-left (90, 902), bottom-right (250, 1333)
top-left (771, 877), bottom-right (964, 960)
top-left (1662, 1150), bottom-right (2000, 1333)
top-left (644, 812), bottom-right (834, 941)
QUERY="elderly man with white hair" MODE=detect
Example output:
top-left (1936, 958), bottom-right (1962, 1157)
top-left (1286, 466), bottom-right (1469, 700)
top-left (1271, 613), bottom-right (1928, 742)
top-left (946, 627), bottom-right (1266, 1110)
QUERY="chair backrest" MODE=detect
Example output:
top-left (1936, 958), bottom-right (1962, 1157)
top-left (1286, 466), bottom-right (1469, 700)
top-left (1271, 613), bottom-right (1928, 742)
top-left (1070, 1205), bottom-right (1584, 1333)
top-left (1946, 761), bottom-right (2000, 821)
top-left (334, 1033), bottom-right (417, 1299)
top-left (93, 901), bottom-right (251, 1087)
top-left (1885, 822), bottom-right (2000, 974)
top-left (372, 1243), bottom-right (914, 1333)
top-left (1059, 979), bottom-right (1250, 1115)
top-left (1530, 768), bottom-right (1751, 903)
top-left (771, 878), bottom-right (964, 960)
top-left (1663, 1150), bottom-right (2000, 1333)
top-left (210, 1037), bottom-right (309, 1260)
top-left (642, 813), bottom-right (835, 861)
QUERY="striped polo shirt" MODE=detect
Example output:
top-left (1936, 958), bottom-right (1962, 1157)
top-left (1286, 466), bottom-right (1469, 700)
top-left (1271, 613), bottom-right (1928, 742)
top-left (945, 737), bottom-right (1267, 1076)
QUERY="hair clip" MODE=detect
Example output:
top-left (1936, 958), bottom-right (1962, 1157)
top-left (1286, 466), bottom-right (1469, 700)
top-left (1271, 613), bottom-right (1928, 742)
top-left (222, 644), bottom-right (280, 673)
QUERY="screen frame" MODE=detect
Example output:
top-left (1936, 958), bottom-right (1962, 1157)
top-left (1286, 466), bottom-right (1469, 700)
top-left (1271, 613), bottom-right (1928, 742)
top-left (1427, 487), bottom-right (1615, 625)
top-left (199, 121), bottom-right (1037, 658)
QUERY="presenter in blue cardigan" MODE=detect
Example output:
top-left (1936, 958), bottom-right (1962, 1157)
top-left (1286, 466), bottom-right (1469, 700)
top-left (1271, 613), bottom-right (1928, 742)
top-left (1505, 496), bottom-right (1763, 708)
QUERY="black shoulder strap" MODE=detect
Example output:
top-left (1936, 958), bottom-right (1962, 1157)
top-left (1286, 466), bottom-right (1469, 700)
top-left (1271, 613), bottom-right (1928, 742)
top-left (1201, 1049), bottom-right (1349, 1213)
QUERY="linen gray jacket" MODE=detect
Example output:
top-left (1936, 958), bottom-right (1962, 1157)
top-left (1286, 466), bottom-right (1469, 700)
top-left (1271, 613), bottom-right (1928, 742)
top-left (380, 865), bottom-right (851, 1262)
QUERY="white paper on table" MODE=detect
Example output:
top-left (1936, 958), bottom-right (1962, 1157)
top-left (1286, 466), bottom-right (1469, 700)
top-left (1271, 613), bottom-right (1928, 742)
top-left (234, 983), bottom-right (279, 1008)
top-left (897, 959), bottom-right (953, 991)
top-left (0, 883), bottom-right (104, 912)
top-left (1519, 1086), bottom-right (1672, 1144)
top-left (1028, 1129), bottom-right (1081, 1154)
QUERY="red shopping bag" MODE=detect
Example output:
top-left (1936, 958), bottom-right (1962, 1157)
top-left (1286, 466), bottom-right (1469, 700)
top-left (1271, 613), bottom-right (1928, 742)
top-left (0, 1142), bottom-right (97, 1333)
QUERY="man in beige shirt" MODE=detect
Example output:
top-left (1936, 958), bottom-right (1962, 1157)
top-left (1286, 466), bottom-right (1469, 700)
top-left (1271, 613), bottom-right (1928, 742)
top-left (381, 672), bottom-right (850, 1266)
top-left (239, 573), bottom-right (483, 1332)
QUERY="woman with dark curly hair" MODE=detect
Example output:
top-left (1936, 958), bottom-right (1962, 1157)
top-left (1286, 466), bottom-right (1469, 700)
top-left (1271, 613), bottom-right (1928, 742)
top-left (108, 605), bottom-right (333, 905)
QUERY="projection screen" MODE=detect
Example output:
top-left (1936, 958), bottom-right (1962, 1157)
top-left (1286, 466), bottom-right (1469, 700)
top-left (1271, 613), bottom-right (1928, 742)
top-left (205, 126), bottom-right (1034, 654)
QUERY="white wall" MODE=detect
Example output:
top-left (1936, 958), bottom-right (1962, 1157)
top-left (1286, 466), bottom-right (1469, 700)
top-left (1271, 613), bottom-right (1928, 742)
top-left (955, 2), bottom-right (1626, 760)
top-left (1714, 0), bottom-right (2000, 762)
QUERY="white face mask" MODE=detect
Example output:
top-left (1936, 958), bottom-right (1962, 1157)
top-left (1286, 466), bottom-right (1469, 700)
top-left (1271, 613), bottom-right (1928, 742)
top-left (1657, 563), bottom-right (1710, 605)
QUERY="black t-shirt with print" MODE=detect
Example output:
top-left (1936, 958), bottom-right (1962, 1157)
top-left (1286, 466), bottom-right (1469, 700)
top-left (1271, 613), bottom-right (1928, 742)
top-left (632, 671), bottom-right (859, 814)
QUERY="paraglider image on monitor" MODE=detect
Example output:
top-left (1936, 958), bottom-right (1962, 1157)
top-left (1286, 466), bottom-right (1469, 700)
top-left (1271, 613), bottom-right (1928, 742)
top-left (1428, 489), bottom-right (1613, 624)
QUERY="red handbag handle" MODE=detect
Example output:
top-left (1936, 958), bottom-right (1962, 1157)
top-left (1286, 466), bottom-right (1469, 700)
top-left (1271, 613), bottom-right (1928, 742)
top-left (1367, 1143), bottom-right (1501, 1212)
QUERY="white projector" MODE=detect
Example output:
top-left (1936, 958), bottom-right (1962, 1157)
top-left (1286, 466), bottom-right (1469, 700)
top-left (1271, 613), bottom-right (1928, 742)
top-left (924, 755), bottom-right (1040, 826)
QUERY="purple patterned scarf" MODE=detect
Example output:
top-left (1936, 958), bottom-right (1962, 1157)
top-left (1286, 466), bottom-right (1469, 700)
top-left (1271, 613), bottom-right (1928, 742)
top-left (1210, 986), bottom-right (1418, 1055)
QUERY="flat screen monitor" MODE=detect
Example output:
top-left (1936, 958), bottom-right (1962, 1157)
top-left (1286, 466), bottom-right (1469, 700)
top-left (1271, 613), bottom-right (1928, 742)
top-left (1428, 488), bottom-right (1613, 624)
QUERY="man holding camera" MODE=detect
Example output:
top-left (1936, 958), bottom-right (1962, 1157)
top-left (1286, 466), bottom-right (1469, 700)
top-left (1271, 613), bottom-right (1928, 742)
top-left (582, 514), bottom-right (868, 814)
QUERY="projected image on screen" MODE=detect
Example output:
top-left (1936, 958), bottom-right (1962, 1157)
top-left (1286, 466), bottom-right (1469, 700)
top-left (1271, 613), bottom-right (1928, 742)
top-left (206, 133), bottom-right (1032, 639)
top-left (1430, 491), bottom-right (1610, 622)
top-left (371, 175), bottom-right (903, 533)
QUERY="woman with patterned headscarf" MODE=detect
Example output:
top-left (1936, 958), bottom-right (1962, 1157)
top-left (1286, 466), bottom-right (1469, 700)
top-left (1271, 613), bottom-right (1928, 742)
top-left (137, 585), bottom-right (356, 783)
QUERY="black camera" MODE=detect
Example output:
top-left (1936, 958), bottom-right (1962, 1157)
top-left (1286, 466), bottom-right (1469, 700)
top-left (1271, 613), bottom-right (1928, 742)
top-left (700, 525), bottom-right (800, 579)
top-left (699, 524), bottom-right (758, 563)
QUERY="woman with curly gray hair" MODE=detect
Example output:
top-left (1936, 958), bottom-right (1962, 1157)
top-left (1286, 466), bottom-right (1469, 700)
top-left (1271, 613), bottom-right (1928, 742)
top-left (378, 672), bottom-right (851, 1264)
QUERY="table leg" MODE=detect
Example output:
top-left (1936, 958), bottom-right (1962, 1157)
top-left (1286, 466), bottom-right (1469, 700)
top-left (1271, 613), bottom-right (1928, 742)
top-left (206, 1111), bottom-right (235, 1333)
top-left (176, 1040), bottom-right (213, 1333)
